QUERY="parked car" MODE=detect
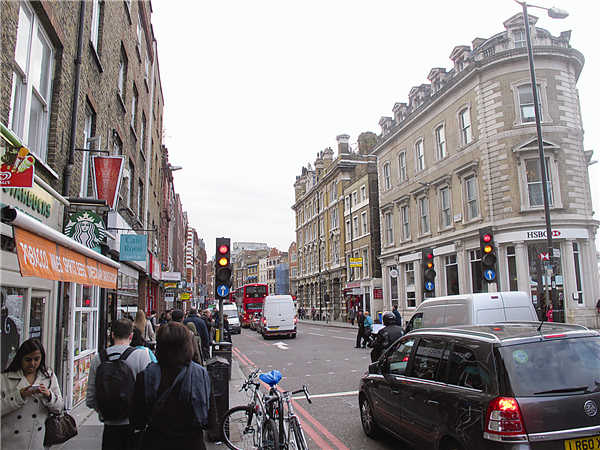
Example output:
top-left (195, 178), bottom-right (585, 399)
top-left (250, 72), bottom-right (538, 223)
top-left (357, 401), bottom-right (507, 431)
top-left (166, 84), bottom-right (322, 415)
top-left (404, 291), bottom-right (538, 333)
top-left (260, 295), bottom-right (297, 339)
top-left (359, 322), bottom-right (600, 450)
top-left (250, 312), bottom-right (262, 331)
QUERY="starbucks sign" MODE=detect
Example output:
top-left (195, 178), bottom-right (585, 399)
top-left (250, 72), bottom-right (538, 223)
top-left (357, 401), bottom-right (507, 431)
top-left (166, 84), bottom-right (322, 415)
top-left (64, 211), bottom-right (106, 253)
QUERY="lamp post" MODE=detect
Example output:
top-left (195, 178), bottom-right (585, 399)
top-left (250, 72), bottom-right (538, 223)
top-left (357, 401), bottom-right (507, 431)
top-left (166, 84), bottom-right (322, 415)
top-left (514, 1), bottom-right (568, 321)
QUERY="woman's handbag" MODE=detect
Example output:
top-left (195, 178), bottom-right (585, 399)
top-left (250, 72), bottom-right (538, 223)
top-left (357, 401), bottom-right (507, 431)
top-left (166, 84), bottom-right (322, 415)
top-left (43, 376), bottom-right (78, 446)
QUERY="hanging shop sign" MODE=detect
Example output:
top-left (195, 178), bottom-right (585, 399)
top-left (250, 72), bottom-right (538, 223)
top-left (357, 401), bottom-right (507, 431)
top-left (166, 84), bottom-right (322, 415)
top-left (64, 211), bottom-right (106, 253)
top-left (119, 234), bottom-right (147, 261)
top-left (13, 227), bottom-right (118, 289)
top-left (0, 123), bottom-right (35, 188)
top-left (180, 292), bottom-right (191, 300)
top-left (373, 288), bottom-right (383, 299)
top-left (92, 155), bottom-right (124, 209)
top-left (164, 282), bottom-right (177, 289)
top-left (349, 257), bottom-right (363, 268)
top-left (161, 271), bottom-right (181, 282)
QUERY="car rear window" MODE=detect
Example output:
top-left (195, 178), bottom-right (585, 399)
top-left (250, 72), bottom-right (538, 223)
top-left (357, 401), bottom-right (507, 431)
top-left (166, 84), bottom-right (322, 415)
top-left (499, 336), bottom-right (600, 396)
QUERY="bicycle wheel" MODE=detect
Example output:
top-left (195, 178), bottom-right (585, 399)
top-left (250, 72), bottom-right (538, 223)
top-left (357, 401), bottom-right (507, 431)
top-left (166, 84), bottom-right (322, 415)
top-left (222, 406), bottom-right (259, 450)
top-left (289, 416), bottom-right (309, 450)
top-left (262, 418), bottom-right (280, 450)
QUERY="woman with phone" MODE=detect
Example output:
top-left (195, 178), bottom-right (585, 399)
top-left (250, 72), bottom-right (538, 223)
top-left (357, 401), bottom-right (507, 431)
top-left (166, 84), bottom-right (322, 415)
top-left (1, 338), bottom-right (64, 449)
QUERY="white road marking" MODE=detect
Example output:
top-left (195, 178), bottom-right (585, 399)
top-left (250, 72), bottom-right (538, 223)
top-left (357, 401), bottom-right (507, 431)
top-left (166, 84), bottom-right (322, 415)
top-left (325, 360), bottom-right (331, 362)
top-left (273, 342), bottom-right (289, 350)
top-left (308, 332), bottom-right (325, 336)
top-left (292, 390), bottom-right (359, 400)
top-left (305, 374), bottom-right (311, 377)
top-left (328, 372), bottom-right (335, 375)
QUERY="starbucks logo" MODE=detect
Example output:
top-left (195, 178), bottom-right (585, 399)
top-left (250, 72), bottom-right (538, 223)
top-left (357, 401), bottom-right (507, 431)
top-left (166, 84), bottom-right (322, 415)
top-left (64, 211), bottom-right (106, 251)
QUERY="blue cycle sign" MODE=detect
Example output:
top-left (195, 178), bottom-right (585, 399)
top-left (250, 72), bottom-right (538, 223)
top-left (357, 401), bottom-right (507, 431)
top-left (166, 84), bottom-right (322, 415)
top-left (484, 269), bottom-right (496, 281)
top-left (217, 284), bottom-right (230, 297)
top-left (425, 281), bottom-right (435, 291)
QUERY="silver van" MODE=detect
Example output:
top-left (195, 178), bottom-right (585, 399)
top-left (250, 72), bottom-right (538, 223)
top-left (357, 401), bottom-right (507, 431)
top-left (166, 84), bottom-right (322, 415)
top-left (404, 291), bottom-right (538, 332)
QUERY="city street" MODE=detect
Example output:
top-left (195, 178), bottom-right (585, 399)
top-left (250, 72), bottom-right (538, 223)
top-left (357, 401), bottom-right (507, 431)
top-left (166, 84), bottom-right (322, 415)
top-left (230, 323), bottom-right (404, 450)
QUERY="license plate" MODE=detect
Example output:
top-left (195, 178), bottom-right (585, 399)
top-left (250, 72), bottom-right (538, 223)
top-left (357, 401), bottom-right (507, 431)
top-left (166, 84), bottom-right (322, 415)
top-left (564, 435), bottom-right (600, 450)
top-left (269, 326), bottom-right (279, 330)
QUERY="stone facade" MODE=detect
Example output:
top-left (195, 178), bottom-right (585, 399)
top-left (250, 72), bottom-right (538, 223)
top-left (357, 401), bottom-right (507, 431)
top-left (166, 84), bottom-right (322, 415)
top-left (374, 13), bottom-right (599, 327)
top-left (292, 133), bottom-right (382, 321)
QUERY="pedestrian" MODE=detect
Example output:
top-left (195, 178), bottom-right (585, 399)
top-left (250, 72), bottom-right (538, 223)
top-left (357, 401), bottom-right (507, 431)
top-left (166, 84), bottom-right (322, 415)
top-left (355, 310), bottom-right (364, 348)
top-left (362, 311), bottom-right (373, 348)
top-left (158, 312), bottom-right (168, 326)
top-left (311, 307), bottom-right (316, 320)
top-left (223, 314), bottom-right (232, 343)
top-left (1, 338), bottom-right (64, 450)
top-left (148, 310), bottom-right (158, 331)
top-left (348, 308), bottom-right (356, 326)
top-left (86, 318), bottom-right (151, 450)
top-left (546, 304), bottom-right (554, 322)
top-left (184, 308), bottom-right (210, 359)
top-left (131, 327), bottom-right (157, 363)
top-left (170, 309), bottom-right (184, 323)
top-left (392, 304), bottom-right (402, 327)
top-left (185, 322), bottom-right (205, 365)
top-left (131, 321), bottom-right (211, 450)
top-left (134, 310), bottom-right (156, 348)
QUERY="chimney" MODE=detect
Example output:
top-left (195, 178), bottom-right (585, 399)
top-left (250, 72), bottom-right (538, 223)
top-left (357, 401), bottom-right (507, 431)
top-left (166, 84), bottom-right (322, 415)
top-left (357, 132), bottom-right (378, 155)
top-left (336, 134), bottom-right (350, 155)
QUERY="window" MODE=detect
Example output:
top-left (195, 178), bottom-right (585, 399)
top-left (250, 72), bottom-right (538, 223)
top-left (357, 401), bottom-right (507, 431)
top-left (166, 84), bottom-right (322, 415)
top-left (389, 265), bottom-right (398, 301)
top-left (445, 255), bottom-right (459, 295)
top-left (387, 338), bottom-right (415, 375)
top-left (90, 0), bottom-right (102, 52)
top-left (127, 160), bottom-right (134, 208)
top-left (330, 181), bottom-right (337, 202)
top-left (401, 204), bottom-right (410, 240)
top-left (352, 191), bottom-right (358, 206)
top-left (360, 185), bottom-right (367, 202)
top-left (353, 216), bottom-right (359, 238)
top-left (345, 220), bottom-right (351, 241)
top-left (131, 84), bottom-right (138, 130)
top-left (459, 107), bottom-right (472, 145)
top-left (118, 47), bottom-right (127, 99)
top-left (518, 84), bottom-right (542, 123)
top-left (573, 243), bottom-right (583, 304)
top-left (140, 113), bottom-right (146, 155)
top-left (418, 197), bottom-right (430, 234)
top-left (439, 187), bottom-right (451, 228)
top-left (138, 179), bottom-right (144, 217)
top-left (384, 211), bottom-right (393, 245)
top-left (344, 196), bottom-right (350, 212)
top-left (361, 212), bottom-right (368, 235)
top-left (464, 176), bottom-right (479, 220)
top-left (79, 107), bottom-right (96, 197)
top-left (410, 338), bottom-right (447, 381)
top-left (507, 246), bottom-right (518, 291)
top-left (73, 285), bottom-right (99, 357)
top-left (514, 29), bottom-right (526, 48)
top-left (447, 345), bottom-right (487, 390)
top-left (330, 207), bottom-right (338, 230)
top-left (398, 151), bottom-right (407, 182)
top-left (363, 248), bottom-right (369, 278)
top-left (435, 125), bottom-right (446, 159)
top-left (10, 3), bottom-right (55, 162)
top-left (404, 262), bottom-right (415, 307)
top-left (470, 249), bottom-right (483, 293)
top-left (383, 162), bottom-right (391, 190)
top-left (525, 158), bottom-right (553, 207)
top-left (415, 139), bottom-right (425, 172)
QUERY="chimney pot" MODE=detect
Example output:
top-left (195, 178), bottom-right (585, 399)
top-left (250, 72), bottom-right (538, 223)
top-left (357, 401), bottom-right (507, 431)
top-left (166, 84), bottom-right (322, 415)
top-left (336, 134), bottom-right (350, 155)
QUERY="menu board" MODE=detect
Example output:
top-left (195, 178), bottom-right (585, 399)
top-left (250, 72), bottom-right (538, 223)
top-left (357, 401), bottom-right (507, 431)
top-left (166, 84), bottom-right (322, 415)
top-left (72, 353), bottom-right (93, 406)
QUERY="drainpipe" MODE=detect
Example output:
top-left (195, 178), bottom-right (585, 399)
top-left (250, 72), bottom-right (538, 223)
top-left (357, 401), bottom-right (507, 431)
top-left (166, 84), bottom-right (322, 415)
top-left (56, 0), bottom-right (85, 392)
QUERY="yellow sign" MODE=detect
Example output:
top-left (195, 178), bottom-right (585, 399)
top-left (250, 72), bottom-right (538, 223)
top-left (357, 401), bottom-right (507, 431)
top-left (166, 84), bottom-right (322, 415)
top-left (350, 257), bottom-right (363, 268)
top-left (180, 292), bottom-right (190, 300)
top-left (164, 282), bottom-right (177, 289)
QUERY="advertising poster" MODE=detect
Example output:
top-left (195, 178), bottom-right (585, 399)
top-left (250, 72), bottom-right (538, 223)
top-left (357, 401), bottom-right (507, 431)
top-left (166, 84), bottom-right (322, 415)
top-left (0, 125), bottom-right (35, 188)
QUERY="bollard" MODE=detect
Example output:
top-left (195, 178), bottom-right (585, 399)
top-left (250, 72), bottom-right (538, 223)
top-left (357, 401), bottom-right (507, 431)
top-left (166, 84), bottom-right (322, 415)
top-left (205, 356), bottom-right (230, 442)
top-left (212, 340), bottom-right (232, 380)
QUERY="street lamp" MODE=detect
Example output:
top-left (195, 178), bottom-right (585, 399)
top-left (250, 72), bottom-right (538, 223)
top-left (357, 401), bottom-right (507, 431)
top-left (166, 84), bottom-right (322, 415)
top-left (514, 1), bottom-right (568, 321)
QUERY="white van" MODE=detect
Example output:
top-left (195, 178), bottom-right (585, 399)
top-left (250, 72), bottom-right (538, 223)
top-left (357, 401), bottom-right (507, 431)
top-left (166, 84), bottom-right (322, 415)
top-left (404, 291), bottom-right (538, 332)
top-left (216, 303), bottom-right (241, 334)
top-left (261, 295), bottom-right (297, 339)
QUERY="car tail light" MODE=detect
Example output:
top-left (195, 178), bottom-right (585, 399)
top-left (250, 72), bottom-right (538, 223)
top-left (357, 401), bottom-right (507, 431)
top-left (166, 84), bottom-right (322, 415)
top-left (294, 315), bottom-right (298, 325)
top-left (485, 397), bottom-right (527, 439)
top-left (262, 317), bottom-right (266, 325)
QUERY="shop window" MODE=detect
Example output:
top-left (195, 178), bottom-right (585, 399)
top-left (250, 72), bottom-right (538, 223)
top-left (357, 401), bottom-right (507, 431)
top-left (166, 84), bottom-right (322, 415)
top-left (507, 246), bottom-right (518, 291)
top-left (404, 262), bottom-right (416, 308)
top-left (73, 285), bottom-right (99, 357)
top-left (527, 244), bottom-right (563, 308)
top-left (573, 243), bottom-right (583, 305)
top-left (470, 249), bottom-right (484, 293)
top-left (445, 254), bottom-right (459, 295)
top-left (1, 287), bottom-right (27, 370)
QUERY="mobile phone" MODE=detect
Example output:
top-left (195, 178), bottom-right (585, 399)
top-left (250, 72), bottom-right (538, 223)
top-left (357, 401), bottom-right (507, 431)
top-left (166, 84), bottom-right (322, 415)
top-left (28, 385), bottom-right (41, 392)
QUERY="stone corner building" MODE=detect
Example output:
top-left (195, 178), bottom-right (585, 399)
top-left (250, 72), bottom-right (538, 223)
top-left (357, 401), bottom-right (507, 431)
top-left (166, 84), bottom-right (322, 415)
top-left (373, 13), bottom-right (599, 326)
top-left (292, 133), bottom-right (383, 322)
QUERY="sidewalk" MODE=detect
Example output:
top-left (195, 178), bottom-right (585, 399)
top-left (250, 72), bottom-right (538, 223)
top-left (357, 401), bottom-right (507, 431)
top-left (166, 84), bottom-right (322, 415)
top-left (58, 357), bottom-right (248, 450)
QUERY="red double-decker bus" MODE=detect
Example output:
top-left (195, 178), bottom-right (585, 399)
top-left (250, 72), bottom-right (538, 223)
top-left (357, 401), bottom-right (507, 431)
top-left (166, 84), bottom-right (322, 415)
top-left (233, 283), bottom-right (268, 327)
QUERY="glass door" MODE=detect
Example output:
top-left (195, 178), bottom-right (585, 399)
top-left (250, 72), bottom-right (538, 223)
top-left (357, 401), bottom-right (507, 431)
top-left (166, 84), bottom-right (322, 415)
top-left (29, 292), bottom-right (48, 342)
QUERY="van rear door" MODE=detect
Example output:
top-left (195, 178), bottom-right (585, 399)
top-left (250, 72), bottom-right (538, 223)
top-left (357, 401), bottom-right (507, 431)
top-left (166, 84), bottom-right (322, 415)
top-left (276, 300), bottom-right (295, 331)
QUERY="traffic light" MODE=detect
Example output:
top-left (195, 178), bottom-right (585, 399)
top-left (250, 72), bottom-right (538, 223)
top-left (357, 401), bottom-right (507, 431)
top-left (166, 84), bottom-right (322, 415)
top-left (215, 237), bottom-right (232, 299)
top-left (479, 227), bottom-right (497, 283)
top-left (422, 248), bottom-right (436, 297)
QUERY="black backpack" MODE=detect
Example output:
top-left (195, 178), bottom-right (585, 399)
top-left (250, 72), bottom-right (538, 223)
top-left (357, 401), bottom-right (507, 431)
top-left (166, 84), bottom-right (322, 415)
top-left (95, 347), bottom-right (137, 420)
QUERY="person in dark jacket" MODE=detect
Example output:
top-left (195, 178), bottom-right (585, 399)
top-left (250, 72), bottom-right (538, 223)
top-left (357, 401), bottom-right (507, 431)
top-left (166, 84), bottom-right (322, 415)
top-left (355, 310), bottom-right (365, 348)
top-left (392, 304), bottom-right (402, 327)
top-left (131, 321), bottom-right (210, 450)
top-left (370, 312), bottom-right (405, 362)
top-left (184, 309), bottom-right (210, 357)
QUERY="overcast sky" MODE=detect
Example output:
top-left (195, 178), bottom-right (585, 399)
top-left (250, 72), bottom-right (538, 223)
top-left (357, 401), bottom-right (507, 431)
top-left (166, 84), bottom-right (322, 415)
top-left (151, 0), bottom-right (600, 256)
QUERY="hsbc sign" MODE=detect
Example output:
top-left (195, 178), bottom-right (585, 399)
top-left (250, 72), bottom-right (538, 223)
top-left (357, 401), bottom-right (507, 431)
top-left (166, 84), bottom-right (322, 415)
top-left (526, 230), bottom-right (561, 239)
top-left (496, 228), bottom-right (588, 244)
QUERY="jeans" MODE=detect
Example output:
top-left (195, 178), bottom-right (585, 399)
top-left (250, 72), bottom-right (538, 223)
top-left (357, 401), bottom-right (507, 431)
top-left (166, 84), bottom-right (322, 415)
top-left (102, 424), bottom-right (134, 450)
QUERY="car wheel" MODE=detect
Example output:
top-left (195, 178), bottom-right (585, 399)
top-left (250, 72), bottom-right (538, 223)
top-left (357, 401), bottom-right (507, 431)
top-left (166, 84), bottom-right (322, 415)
top-left (359, 395), bottom-right (381, 439)
top-left (291, 333), bottom-right (297, 339)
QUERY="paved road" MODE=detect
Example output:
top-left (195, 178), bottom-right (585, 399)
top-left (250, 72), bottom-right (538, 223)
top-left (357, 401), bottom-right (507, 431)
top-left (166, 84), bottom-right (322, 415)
top-left (231, 323), bottom-right (405, 450)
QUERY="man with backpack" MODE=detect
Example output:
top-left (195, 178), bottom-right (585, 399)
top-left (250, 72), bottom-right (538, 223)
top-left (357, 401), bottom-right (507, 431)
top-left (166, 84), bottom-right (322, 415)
top-left (86, 318), bottom-right (151, 450)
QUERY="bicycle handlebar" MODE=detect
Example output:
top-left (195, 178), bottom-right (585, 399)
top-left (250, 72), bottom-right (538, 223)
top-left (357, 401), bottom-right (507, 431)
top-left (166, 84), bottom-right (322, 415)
top-left (289, 385), bottom-right (312, 403)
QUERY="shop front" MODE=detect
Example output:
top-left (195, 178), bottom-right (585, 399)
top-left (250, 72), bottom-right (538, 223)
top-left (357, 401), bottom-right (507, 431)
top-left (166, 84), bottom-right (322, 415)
top-left (2, 207), bottom-right (119, 408)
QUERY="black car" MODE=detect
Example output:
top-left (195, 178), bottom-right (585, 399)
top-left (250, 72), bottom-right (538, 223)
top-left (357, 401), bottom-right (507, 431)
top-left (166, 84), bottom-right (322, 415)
top-left (359, 322), bottom-right (600, 450)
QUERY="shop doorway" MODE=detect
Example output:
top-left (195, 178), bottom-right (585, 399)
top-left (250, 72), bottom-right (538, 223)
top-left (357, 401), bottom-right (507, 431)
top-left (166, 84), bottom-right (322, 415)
top-left (29, 291), bottom-right (49, 342)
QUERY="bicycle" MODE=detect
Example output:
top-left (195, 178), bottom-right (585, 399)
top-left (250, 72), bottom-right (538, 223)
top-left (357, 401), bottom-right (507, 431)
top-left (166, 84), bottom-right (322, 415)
top-left (267, 384), bottom-right (311, 450)
top-left (221, 368), bottom-right (280, 450)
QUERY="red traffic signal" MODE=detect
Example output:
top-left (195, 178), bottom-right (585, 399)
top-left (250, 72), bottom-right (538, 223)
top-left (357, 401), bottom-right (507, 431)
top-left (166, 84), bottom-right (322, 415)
top-left (218, 244), bottom-right (229, 255)
top-left (479, 227), bottom-right (497, 282)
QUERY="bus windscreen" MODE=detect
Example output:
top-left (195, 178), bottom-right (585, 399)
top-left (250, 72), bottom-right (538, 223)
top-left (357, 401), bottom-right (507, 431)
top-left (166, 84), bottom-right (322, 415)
top-left (245, 285), bottom-right (267, 298)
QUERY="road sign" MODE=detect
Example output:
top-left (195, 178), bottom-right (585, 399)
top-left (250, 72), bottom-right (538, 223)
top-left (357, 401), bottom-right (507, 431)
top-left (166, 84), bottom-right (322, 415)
top-left (484, 269), bottom-right (496, 281)
top-left (216, 284), bottom-right (230, 297)
top-left (425, 281), bottom-right (435, 291)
